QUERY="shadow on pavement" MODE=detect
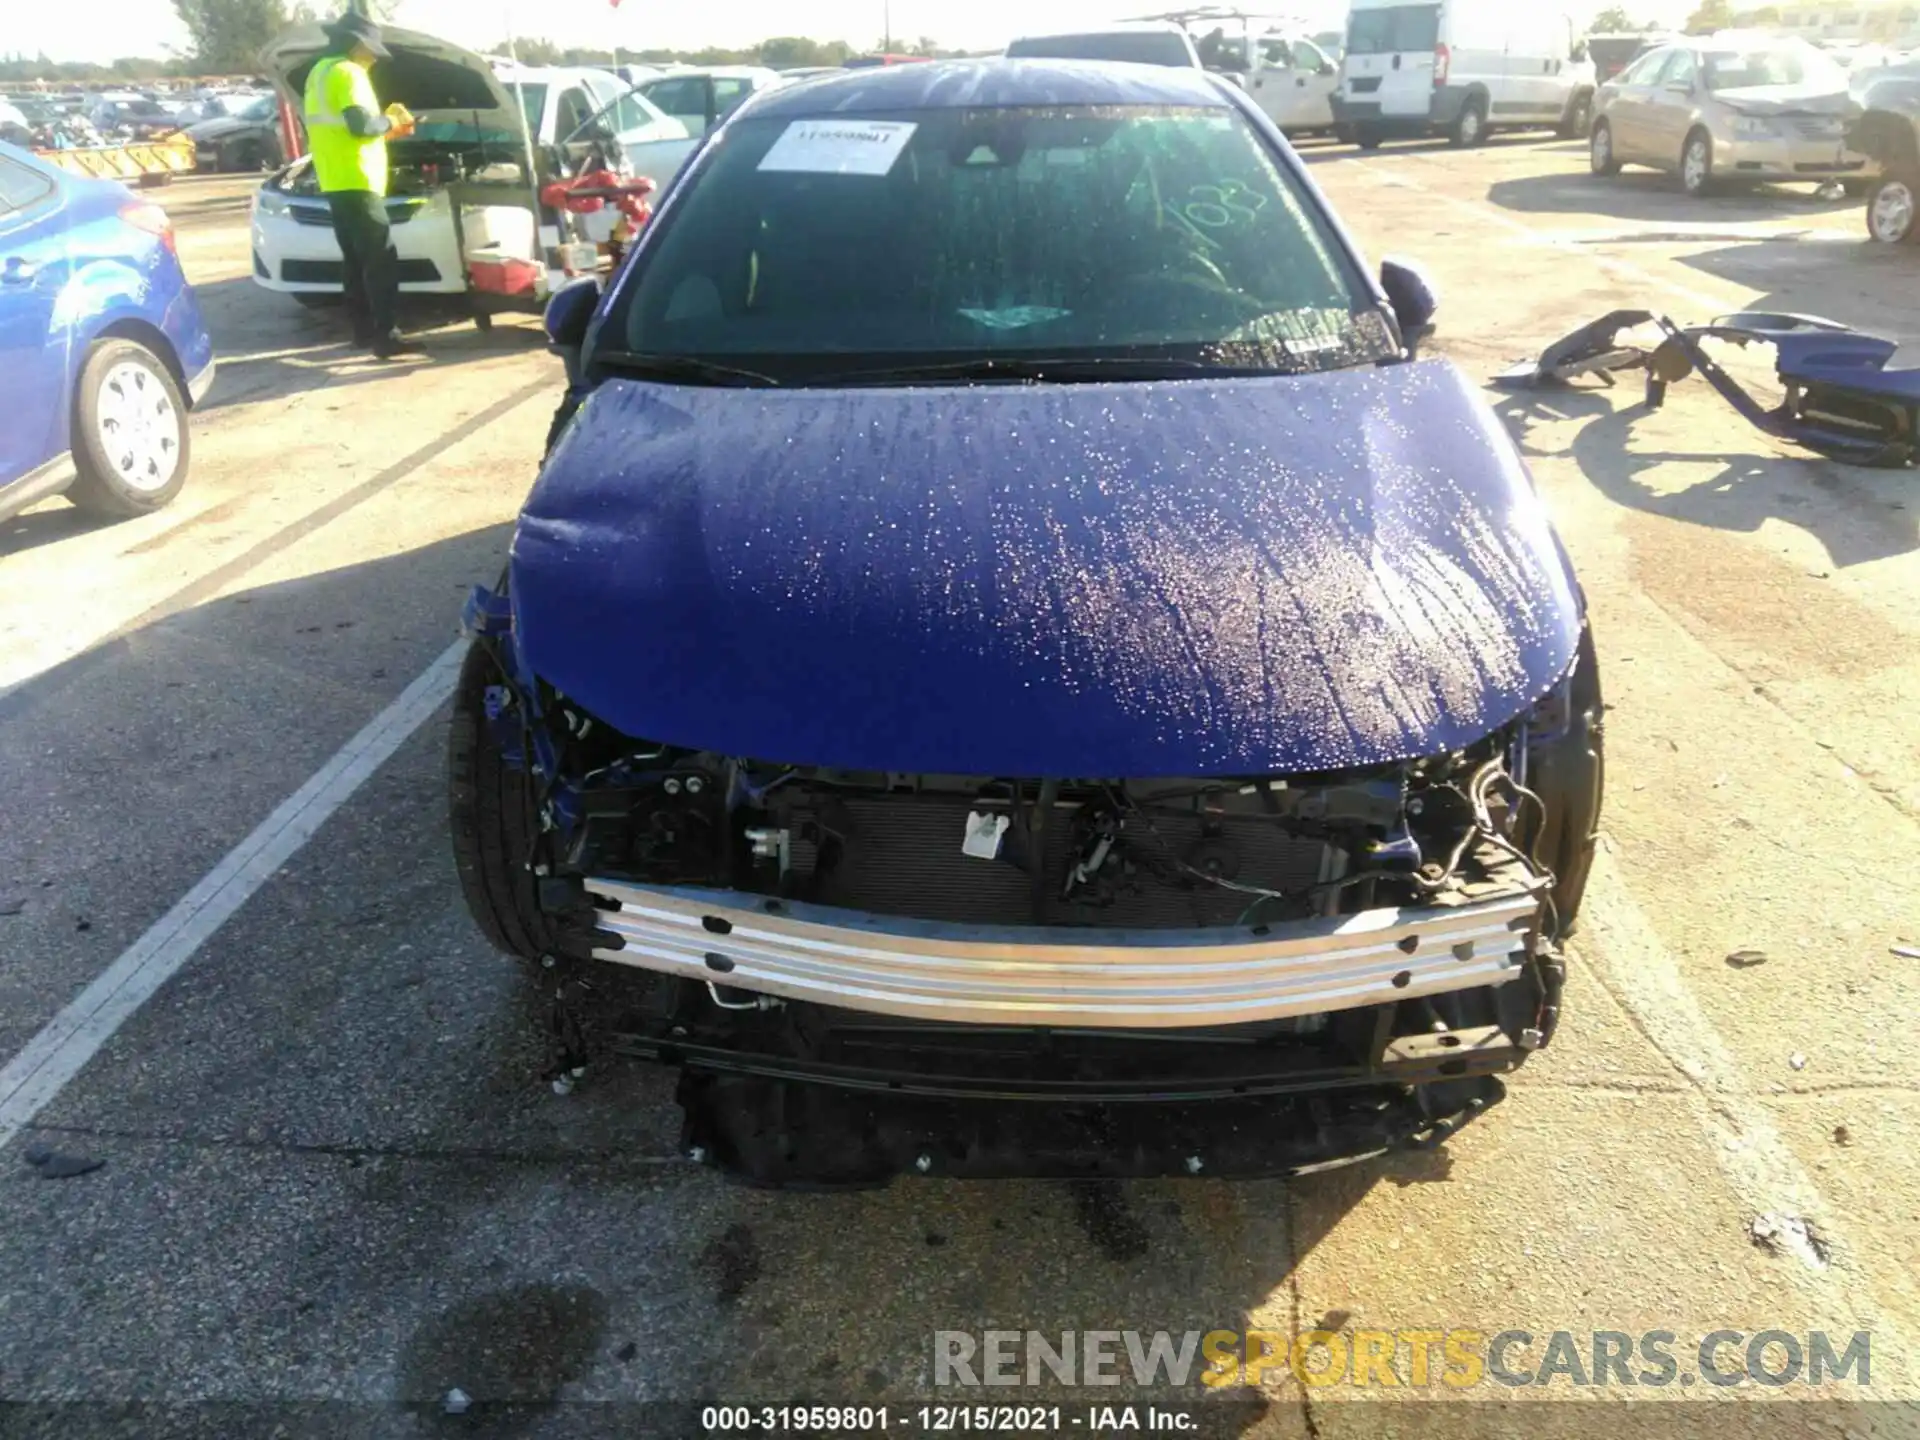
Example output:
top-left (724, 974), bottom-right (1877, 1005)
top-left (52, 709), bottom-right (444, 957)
top-left (1486, 169), bottom-right (1858, 224)
top-left (0, 505), bottom-right (103, 562)
top-left (1493, 387), bottom-right (1919, 566)
top-left (189, 274), bottom-right (548, 414)
top-left (1294, 132), bottom-right (1564, 166)
top-left (1678, 237), bottom-right (1920, 337)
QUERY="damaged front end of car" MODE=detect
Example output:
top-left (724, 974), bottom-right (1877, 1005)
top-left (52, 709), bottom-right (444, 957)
top-left (455, 589), bottom-right (1601, 1188)
top-left (449, 361), bottom-right (1603, 1186)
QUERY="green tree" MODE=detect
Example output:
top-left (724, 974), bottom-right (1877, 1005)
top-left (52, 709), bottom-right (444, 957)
top-left (510, 36), bottom-right (565, 65)
top-left (1684, 0), bottom-right (1733, 33)
top-left (171, 0), bottom-right (291, 71)
top-left (1590, 6), bottom-right (1638, 30)
top-left (760, 35), bottom-right (842, 68)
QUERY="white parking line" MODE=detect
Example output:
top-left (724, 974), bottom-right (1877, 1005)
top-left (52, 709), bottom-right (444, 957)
top-left (1579, 857), bottom-right (1918, 1382)
top-left (0, 639), bottom-right (466, 1152)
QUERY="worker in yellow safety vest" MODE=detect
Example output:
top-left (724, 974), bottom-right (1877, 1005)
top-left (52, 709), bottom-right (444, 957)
top-left (303, 12), bottom-right (418, 357)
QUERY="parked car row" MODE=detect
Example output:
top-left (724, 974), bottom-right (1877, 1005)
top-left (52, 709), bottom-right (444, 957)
top-left (1008, 2), bottom-right (1599, 147)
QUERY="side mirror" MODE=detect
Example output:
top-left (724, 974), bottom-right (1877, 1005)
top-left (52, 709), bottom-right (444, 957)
top-left (1319, 59), bottom-right (1335, 75)
top-left (1379, 257), bottom-right (1438, 354)
top-left (544, 276), bottom-right (599, 349)
top-left (544, 277), bottom-right (600, 386)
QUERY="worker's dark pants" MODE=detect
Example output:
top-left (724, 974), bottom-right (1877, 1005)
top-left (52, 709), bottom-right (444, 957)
top-left (325, 189), bottom-right (396, 342)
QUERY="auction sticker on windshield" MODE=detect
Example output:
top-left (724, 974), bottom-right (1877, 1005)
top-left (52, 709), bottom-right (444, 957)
top-left (758, 120), bottom-right (918, 175)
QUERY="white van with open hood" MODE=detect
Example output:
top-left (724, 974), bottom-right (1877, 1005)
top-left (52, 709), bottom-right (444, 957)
top-left (250, 25), bottom-right (689, 307)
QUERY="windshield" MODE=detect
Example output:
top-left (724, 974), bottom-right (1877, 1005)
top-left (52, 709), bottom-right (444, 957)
top-left (513, 82), bottom-right (548, 136)
top-left (1345, 5), bottom-right (1441, 56)
top-left (606, 105), bottom-right (1390, 383)
top-left (240, 95), bottom-right (276, 121)
top-left (1703, 42), bottom-right (1845, 90)
top-left (1006, 33), bottom-right (1194, 66)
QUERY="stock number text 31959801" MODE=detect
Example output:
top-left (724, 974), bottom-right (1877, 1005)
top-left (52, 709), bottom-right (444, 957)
top-left (700, 1405), bottom-right (1073, 1433)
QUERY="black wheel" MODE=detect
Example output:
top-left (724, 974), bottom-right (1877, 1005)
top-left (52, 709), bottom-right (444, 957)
top-left (66, 338), bottom-right (189, 519)
top-left (1449, 95), bottom-right (1487, 147)
top-left (473, 310), bottom-right (495, 333)
top-left (1559, 90), bottom-right (1593, 139)
top-left (448, 635), bottom-right (557, 962)
top-left (1867, 173), bottom-right (1920, 243)
top-left (1589, 119), bottom-right (1621, 176)
top-left (1355, 126), bottom-right (1384, 150)
top-left (228, 140), bottom-right (262, 172)
top-left (1681, 128), bottom-right (1715, 197)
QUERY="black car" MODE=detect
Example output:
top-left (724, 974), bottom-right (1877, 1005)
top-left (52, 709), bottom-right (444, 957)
top-left (185, 94), bottom-right (284, 173)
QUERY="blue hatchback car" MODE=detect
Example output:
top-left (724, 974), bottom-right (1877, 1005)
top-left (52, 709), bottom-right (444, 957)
top-left (450, 62), bottom-right (1604, 1185)
top-left (0, 141), bottom-right (215, 524)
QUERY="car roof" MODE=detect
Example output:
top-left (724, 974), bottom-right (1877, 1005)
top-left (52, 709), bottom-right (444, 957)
top-left (748, 57), bottom-right (1233, 118)
top-left (1013, 21), bottom-right (1189, 37)
top-left (494, 66), bottom-right (603, 84)
top-left (645, 65), bottom-right (777, 81)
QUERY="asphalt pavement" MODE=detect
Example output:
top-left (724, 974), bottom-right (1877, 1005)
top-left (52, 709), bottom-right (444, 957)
top-left (1, 146), bottom-right (1917, 1438)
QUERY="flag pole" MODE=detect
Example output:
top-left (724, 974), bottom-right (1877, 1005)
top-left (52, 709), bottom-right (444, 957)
top-left (502, 1), bottom-right (549, 290)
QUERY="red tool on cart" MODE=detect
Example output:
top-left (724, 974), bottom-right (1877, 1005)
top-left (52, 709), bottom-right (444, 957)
top-left (539, 169), bottom-right (658, 265)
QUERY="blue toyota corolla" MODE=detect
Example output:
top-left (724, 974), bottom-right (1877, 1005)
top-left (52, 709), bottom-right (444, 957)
top-left (451, 62), bottom-right (1604, 1185)
top-left (0, 141), bottom-right (215, 525)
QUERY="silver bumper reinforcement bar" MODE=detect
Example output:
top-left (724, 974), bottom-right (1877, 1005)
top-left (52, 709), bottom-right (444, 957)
top-left (584, 880), bottom-right (1541, 1029)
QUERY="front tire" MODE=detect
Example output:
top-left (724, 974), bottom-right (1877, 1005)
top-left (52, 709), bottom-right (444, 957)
top-left (66, 338), bottom-right (189, 519)
top-left (448, 637), bottom-right (556, 962)
top-left (1590, 119), bottom-right (1621, 175)
top-left (1681, 128), bottom-right (1715, 197)
top-left (1450, 96), bottom-right (1487, 147)
top-left (1867, 172), bottom-right (1920, 243)
top-left (1355, 125), bottom-right (1384, 151)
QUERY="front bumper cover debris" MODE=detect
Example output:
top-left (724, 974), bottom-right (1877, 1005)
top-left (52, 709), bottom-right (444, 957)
top-left (1495, 308), bottom-right (1920, 468)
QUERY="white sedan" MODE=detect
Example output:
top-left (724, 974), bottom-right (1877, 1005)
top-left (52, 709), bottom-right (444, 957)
top-left (250, 28), bottom-right (684, 304)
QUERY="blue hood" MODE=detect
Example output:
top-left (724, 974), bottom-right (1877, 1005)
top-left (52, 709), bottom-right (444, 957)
top-left (511, 361), bottom-right (1581, 777)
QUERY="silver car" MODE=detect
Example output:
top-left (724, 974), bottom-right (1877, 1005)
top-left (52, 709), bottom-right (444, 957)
top-left (1589, 36), bottom-right (1870, 197)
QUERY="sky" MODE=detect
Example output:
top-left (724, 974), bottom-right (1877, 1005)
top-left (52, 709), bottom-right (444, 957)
top-left (18, 0), bottom-right (1691, 67)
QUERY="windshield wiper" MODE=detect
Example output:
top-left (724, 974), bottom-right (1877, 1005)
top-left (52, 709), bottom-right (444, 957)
top-left (594, 350), bottom-right (781, 387)
top-left (814, 356), bottom-right (1258, 386)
